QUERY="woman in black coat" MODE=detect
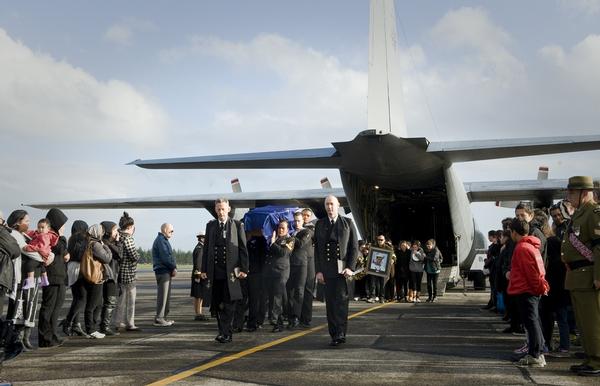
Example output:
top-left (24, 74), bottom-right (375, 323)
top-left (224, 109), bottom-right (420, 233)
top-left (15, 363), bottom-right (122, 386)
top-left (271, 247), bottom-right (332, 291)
top-left (62, 220), bottom-right (89, 337)
top-left (38, 208), bottom-right (69, 348)
top-left (191, 233), bottom-right (208, 321)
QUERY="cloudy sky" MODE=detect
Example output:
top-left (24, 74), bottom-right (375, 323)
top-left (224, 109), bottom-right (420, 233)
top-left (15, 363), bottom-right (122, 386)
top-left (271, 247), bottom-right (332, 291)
top-left (1, 0), bottom-right (600, 250)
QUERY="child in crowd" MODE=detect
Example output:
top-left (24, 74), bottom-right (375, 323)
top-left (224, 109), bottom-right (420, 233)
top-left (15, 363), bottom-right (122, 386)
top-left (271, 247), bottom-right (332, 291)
top-left (22, 218), bottom-right (57, 288)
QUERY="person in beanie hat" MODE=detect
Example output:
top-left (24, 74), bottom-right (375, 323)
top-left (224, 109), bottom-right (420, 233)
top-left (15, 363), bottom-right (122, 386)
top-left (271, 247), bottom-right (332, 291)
top-left (562, 176), bottom-right (600, 376)
top-left (61, 220), bottom-right (90, 337)
top-left (38, 208), bottom-right (69, 348)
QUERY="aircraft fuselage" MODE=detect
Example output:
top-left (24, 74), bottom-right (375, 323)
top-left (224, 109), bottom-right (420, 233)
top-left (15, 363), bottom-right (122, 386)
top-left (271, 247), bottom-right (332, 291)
top-left (334, 131), bottom-right (484, 270)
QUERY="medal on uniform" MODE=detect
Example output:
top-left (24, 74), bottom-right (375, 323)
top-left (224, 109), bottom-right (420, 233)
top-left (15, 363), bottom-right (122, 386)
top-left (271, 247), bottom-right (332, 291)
top-left (574, 225), bottom-right (581, 237)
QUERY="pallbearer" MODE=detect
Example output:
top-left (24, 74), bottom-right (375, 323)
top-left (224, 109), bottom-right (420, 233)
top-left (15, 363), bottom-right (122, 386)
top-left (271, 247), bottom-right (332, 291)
top-left (265, 220), bottom-right (294, 332)
top-left (314, 195), bottom-right (358, 346)
top-left (200, 198), bottom-right (249, 343)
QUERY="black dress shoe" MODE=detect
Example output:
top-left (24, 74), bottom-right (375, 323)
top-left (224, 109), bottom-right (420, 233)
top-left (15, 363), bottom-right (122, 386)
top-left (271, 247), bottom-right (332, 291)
top-left (215, 335), bottom-right (232, 343)
top-left (329, 339), bottom-right (340, 347)
top-left (570, 363), bottom-right (590, 373)
top-left (288, 318), bottom-right (300, 329)
top-left (245, 326), bottom-right (257, 332)
top-left (272, 325), bottom-right (283, 333)
top-left (232, 327), bottom-right (243, 333)
top-left (577, 365), bottom-right (600, 376)
top-left (39, 340), bottom-right (62, 349)
top-left (100, 328), bottom-right (120, 336)
top-left (3, 341), bottom-right (24, 362)
top-left (299, 321), bottom-right (311, 328)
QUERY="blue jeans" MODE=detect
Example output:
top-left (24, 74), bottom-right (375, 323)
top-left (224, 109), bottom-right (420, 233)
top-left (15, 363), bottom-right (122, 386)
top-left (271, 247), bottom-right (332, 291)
top-left (517, 293), bottom-right (544, 357)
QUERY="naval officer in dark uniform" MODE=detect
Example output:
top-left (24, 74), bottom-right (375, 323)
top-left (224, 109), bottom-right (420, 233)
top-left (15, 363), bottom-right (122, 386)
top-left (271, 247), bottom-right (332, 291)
top-left (200, 198), bottom-right (249, 343)
top-left (315, 195), bottom-right (358, 346)
top-left (265, 220), bottom-right (294, 332)
top-left (287, 211), bottom-right (314, 329)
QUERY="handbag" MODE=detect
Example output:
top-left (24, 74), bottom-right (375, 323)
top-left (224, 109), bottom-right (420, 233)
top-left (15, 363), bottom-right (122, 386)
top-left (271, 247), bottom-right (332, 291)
top-left (80, 244), bottom-right (103, 284)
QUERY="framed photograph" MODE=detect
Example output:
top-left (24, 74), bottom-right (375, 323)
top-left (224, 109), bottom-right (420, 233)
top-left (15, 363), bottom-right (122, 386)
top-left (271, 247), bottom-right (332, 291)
top-left (366, 247), bottom-right (393, 278)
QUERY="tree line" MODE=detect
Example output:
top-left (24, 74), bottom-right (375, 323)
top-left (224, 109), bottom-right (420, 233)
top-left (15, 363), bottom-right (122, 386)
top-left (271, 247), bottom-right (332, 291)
top-left (136, 248), bottom-right (193, 265)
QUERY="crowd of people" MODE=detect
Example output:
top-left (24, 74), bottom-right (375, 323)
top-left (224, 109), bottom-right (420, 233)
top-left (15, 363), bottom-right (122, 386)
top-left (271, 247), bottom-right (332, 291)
top-left (0, 209), bottom-right (145, 354)
top-left (481, 176), bottom-right (600, 377)
top-left (0, 194), bottom-right (442, 354)
top-left (352, 238), bottom-right (443, 304)
top-left (2, 175), bottom-right (598, 377)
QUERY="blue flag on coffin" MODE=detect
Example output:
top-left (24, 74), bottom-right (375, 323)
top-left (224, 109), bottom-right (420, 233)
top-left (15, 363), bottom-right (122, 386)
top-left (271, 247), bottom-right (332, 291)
top-left (242, 205), bottom-right (299, 243)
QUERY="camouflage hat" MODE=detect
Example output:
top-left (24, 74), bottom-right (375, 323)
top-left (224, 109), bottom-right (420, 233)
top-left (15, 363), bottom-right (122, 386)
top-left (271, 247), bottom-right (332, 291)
top-left (567, 176), bottom-right (594, 190)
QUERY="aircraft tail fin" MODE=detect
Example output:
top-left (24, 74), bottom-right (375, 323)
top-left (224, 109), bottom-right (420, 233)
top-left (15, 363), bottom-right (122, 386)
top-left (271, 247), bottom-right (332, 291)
top-left (368, 0), bottom-right (407, 137)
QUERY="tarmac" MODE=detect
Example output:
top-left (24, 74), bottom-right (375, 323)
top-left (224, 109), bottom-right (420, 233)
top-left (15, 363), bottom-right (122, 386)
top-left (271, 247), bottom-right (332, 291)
top-left (1, 270), bottom-right (597, 386)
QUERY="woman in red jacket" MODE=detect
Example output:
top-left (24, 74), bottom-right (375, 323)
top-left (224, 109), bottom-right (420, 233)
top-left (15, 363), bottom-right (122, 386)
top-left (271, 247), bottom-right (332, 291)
top-left (507, 218), bottom-right (549, 368)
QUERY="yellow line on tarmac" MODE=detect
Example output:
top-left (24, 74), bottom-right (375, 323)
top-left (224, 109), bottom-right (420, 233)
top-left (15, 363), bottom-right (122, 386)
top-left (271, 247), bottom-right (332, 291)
top-left (147, 302), bottom-right (392, 386)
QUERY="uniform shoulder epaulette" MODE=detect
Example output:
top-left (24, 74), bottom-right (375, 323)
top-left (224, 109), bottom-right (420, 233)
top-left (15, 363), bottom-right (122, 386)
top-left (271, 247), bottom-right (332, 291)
top-left (594, 205), bottom-right (600, 214)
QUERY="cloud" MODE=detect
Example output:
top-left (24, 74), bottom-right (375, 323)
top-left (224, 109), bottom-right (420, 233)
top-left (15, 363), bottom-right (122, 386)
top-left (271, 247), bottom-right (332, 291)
top-left (160, 33), bottom-right (367, 149)
top-left (430, 7), bottom-right (524, 86)
top-left (396, 7), bottom-right (600, 143)
top-left (104, 18), bottom-right (155, 47)
top-left (0, 28), bottom-right (168, 146)
top-left (558, 0), bottom-right (600, 15)
top-left (539, 34), bottom-right (600, 88)
top-left (105, 24), bottom-right (132, 46)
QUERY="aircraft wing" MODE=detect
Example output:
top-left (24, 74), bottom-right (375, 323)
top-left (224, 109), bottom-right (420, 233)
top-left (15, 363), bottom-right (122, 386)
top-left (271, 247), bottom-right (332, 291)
top-left (26, 188), bottom-right (347, 210)
top-left (129, 147), bottom-right (341, 169)
top-left (428, 135), bottom-right (600, 163)
top-left (464, 179), bottom-right (567, 203)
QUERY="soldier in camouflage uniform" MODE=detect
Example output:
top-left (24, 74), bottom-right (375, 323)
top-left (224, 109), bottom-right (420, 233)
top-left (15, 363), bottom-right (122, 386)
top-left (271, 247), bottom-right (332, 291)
top-left (562, 176), bottom-right (600, 376)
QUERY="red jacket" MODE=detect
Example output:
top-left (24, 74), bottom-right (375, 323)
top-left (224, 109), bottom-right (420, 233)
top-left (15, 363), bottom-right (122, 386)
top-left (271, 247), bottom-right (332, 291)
top-left (24, 230), bottom-right (59, 259)
top-left (507, 236), bottom-right (549, 296)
